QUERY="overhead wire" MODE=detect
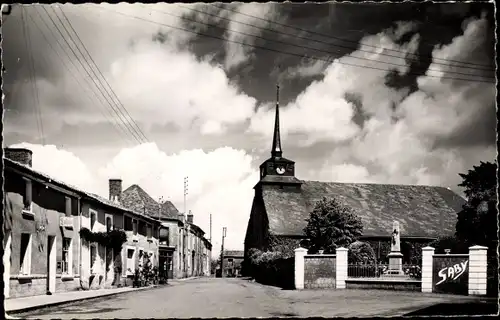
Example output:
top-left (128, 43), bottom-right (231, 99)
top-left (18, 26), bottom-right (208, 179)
top-left (38, 5), bottom-right (147, 145)
top-left (54, 5), bottom-right (150, 143)
top-left (27, 8), bottom-right (137, 148)
top-left (51, 5), bottom-right (165, 184)
top-left (151, 4), bottom-right (494, 79)
top-left (21, 6), bottom-right (45, 145)
top-left (89, 5), bottom-right (495, 84)
top-left (211, 3), bottom-right (494, 69)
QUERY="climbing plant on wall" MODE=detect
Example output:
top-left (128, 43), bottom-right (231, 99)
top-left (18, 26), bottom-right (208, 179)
top-left (79, 227), bottom-right (127, 250)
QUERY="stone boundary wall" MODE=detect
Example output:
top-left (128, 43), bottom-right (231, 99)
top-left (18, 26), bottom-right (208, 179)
top-left (304, 254), bottom-right (336, 289)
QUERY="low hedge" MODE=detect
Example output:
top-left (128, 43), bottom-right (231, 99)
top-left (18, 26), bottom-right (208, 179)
top-left (247, 248), bottom-right (294, 289)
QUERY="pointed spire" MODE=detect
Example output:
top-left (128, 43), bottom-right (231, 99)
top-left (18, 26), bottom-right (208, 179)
top-left (271, 84), bottom-right (282, 158)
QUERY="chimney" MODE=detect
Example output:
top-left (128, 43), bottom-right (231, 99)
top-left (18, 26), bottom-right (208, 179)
top-left (187, 210), bottom-right (194, 224)
top-left (109, 179), bottom-right (122, 203)
top-left (4, 148), bottom-right (33, 167)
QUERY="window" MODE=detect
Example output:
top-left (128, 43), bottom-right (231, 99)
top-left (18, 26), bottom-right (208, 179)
top-left (65, 196), bottom-right (72, 217)
top-left (126, 248), bottom-right (135, 275)
top-left (23, 178), bottom-right (33, 212)
top-left (19, 233), bottom-right (32, 275)
top-left (62, 238), bottom-right (72, 275)
top-left (90, 210), bottom-right (97, 231)
top-left (90, 244), bottom-right (97, 272)
top-left (132, 220), bottom-right (138, 235)
top-left (227, 258), bottom-right (234, 266)
top-left (159, 227), bottom-right (170, 246)
top-left (105, 214), bottom-right (113, 232)
top-left (147, 224), bottom-right (152, 239)
top-left (124, 216), bottom-right (133, 231)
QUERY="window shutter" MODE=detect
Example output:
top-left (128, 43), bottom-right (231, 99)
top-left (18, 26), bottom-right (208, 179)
top-left (65, 197), bottom-right (72, 217)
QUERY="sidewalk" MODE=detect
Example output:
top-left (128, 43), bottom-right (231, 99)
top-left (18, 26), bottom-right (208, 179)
top-left (5, 285), bottom-right (157, 315)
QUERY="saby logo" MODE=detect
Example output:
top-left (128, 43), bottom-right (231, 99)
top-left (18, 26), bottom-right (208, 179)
top-left (436, 260), bottom-right (469, 286)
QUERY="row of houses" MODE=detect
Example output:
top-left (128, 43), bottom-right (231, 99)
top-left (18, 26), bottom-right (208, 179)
top-left (3, 148), bottom-right (212, 299)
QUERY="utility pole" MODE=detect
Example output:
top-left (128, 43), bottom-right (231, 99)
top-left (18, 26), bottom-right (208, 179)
top-left (209, 214), bottom-right (212, 243)
top-left (158, 196), bottom-right (163, 221)
top-left (183, 176), bottom-right (189, 216)
top-left (220, 227), bottom-right (226, 278)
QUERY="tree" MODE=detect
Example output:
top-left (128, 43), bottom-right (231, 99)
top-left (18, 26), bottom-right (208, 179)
top-left (456, 161), bottom-right (498, 297)
top-left (456, 161), bottom-right (497, 248)
top-left (303, 197), bottom-right (363, 254)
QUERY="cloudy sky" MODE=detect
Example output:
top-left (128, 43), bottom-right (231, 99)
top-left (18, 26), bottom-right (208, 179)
top-left (1, 2), bottom-right (496, 256)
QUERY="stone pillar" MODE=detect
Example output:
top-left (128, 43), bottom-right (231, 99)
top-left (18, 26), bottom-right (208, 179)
top-left (421, 246), bottom-right (435, 293)
top-left (294, 247), bottom-right (307, 290)
top-left (336, 247), bottom-right (348, 289)
top-left (468, 245), bottom-right (488, 296)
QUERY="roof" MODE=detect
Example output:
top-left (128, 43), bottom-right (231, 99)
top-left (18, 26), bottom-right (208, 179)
top-left (261, 180), bottom-right (466, 239)
top-left (224, 250), bottom-right (244, 258)
top-left (4, 158), bottom-right (159, 224)
top-left (122, 184), bottom-right (182, 220)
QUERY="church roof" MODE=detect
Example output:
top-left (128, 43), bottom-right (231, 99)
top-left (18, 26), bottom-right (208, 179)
top-left (261, 180), bottom-right (466, 239)
top-left (121, 184), bottom-right (180, 220)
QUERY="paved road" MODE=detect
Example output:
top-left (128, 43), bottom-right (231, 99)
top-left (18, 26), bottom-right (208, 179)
top-left (15, 277), bottom-right (494, 318)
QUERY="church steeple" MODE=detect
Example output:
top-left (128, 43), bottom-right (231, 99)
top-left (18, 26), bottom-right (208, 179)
top-left (271, 84), bottom-right (282, 158)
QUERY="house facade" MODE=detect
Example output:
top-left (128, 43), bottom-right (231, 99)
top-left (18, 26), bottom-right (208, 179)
top-left (243, 89), bottom-right (467, 272)
top-left (222, 250), bottom-right (244, 277)
top-left (121, 185), bottom-right (212, 279)
top-left (3, 148), bottom-right (161, 299)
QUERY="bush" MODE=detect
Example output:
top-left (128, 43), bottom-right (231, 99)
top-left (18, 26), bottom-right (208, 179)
top-left (247, 248), bottom-right (294, 289)
top-left (427, 236), bottom-right (468, 254)
top-left (348, 241), bottom-right (377, 264)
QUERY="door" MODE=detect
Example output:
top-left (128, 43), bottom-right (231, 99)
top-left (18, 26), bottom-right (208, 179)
top-left (47, 236), bottom-right (56, 294)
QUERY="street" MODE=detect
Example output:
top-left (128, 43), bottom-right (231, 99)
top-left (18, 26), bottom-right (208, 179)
top-left (13, 277), bottom-right (495, 318)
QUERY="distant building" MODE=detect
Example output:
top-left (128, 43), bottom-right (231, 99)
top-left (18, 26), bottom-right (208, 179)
top-left (244, 87), bottom-right (467, 272)
top-left (121, 185), bottom-right (212, 279)
top-left (222, 250), bottom-right (244, 277)
top-left (3, 148), bottom-right (161, 299)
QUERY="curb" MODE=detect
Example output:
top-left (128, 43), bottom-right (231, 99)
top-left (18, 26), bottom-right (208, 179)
top-left (6, 285), bottom-right (160, 315)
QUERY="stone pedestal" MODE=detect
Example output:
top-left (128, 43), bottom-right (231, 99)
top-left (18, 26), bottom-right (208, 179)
top-left (387, 252), bottom-right (404, 275)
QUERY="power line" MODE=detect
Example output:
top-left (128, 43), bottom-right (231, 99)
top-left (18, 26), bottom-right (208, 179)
top-left (27, 8), bottom-right (137, 148)
top-left (21, 6), bottom-right (45, 145)
top-left (152, 4), bottom-right (494, 79)
top-left (89, 5), bottom-right (495, 84)
top-left (47, 6), bottom-right (148, 144)
top-left (37, 6), bottom-right (146, 145)
top-left (212, 3), bottom-right (494, 69)
top-left (55, 5), bottom-right (150, 143)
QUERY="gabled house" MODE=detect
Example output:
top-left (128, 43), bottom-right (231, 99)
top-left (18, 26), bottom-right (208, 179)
top-left (222, 250), bottom-right (244, 277)
top-left (244, 88), bottom-right (467, 270)
top-left (120, 184), bottom-right (212, 279)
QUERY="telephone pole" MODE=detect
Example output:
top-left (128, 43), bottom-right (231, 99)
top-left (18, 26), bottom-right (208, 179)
top-left (183, 176), bottom-right (189, 215)
top-left (220, 227), bottom-right (227, 278)
top-left (209, 214), bottom-right (212, 243)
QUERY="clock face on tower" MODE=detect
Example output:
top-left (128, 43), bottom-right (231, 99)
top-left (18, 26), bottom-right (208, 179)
top-left (276, 166), bottom-right (286, 175)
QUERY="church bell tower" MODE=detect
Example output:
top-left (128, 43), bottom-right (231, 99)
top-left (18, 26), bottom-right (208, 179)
top-left (258, 84), bottom-right (301, 186)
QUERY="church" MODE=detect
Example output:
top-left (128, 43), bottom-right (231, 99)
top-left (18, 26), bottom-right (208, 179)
top-left (243, 86), bottom-right (466, 265)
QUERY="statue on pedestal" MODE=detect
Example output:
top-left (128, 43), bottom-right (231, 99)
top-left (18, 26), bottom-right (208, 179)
top-left (387, 220), bottom-right (404, 276)
top-left (391, 221), bottom-right (401, 253)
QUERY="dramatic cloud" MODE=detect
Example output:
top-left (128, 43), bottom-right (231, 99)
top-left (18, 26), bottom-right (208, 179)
top-left (248, 21), bottom-right (420, 145)
top-left (314, 15), bottom-right (494, 191)
top-left (9, 143), bottom-right (101, 193)
top-left (109, 38), bottom-right (257, 134)
top-left (223, 3), bottom-right (281, 71)
top-left (10, 142), bottom-right (258, 255)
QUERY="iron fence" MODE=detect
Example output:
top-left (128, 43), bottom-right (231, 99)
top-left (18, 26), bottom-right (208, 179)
top-left (347, 263), bottom-right (421, 280)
